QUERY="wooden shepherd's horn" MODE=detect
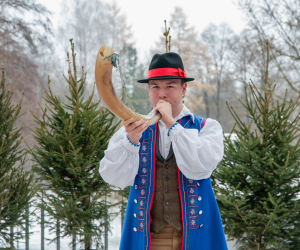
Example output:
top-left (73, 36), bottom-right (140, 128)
top-left (95, 45), bottom-right (161, 125)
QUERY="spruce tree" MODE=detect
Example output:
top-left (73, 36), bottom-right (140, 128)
top-left (0, 69), bottom-right (36, 249)
top-left (212, 42), bottom-right (300, 250)
top-left (29, 40), bottom-right (120, 250)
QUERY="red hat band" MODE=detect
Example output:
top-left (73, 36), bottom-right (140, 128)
top-left (148, 68), bottom-right (187, 78)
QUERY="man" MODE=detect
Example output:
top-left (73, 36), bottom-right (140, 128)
top-left (99, 52), bottom-right (228, 250)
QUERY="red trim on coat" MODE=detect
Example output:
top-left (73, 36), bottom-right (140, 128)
top-left (202, 118), bottom-right (207, 128)
top-left (149, 123), bottom-right (158, 250)
top-left (177, 119), bottom-right (184, 250)
top-left (178, 169), bottom-right (185, 250)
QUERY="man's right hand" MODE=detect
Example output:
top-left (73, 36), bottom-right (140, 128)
top-left (124, 118), bottom-right (149, 145)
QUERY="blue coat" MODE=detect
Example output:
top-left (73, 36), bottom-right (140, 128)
top-left (119, 114), bottom-right (228, 250)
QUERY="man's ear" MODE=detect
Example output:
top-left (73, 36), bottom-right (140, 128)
top-left (182, 82), bottom-right (187, 95)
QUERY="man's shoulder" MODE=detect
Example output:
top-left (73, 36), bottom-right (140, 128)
top-left (192, 114), bottom-right (218, 123)
top-left (191, 115), bottom-right (222, 131)
top-left (191, 114), bottom-right (207, 124)
top-left (193, 114), bottom-right (206, 121)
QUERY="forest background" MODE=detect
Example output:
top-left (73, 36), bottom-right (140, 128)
top-left (2, 0), bottom-right (300, 160)
top-left (1, 0), bottom-right (300, 249)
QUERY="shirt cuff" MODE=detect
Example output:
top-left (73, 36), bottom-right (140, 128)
top-left (122, 134), bottom-right (141, 153)
top-left (168, 122), bottom-right (184, 140)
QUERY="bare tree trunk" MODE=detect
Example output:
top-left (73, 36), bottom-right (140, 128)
top-left (72, 233), bottom-right (76, 250)
top-left (216, 77), bottom-right (221, 120)
top-left (83, 197), bottom-right (91, 250)
top-left (203, 90), bottom-right (210, 117)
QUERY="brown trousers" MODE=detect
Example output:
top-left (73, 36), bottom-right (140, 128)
top-left (150, 223), bottom-right (183, 250)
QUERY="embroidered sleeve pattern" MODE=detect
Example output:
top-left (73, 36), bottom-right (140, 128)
top-left (99, 126), bottom-right (140, 189)
top-left (171, 118), bottom-right (224, 180)
top-left (168, 122), bottom-right (184, 139)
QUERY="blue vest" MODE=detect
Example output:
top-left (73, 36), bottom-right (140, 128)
top-left (119, 114), bottom-right (228, 250)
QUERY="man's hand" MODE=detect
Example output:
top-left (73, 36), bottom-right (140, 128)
top-left (124, 118), bottom-right (149, 145)
top-left (153, 100), bottom-right (176, 129)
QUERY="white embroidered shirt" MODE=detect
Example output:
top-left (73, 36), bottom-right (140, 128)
top-left (99, 104), bottom-right (224, 189)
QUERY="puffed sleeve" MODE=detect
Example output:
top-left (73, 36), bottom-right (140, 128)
top-left (99, 126), bottom-right (140, 189)
top-left (169, 118), bottom-right (224, 180)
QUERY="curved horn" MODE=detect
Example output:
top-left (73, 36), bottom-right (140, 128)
top-left (95, 45), bottom-right (161, 125)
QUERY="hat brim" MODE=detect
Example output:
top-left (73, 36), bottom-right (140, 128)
top-left (137, 75), bottom-right (194, 83)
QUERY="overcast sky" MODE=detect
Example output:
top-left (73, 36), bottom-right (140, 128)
top-left (38, 0), bottom-right (247, 57)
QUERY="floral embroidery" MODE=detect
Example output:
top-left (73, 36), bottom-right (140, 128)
top-left (190, 198), bottom-right (195, 205)
top-left (137, 141), bottom-right (149, 232)
top-left (187, 178), bottom-right (199, 229)
top-left (141, 178), bottom-right (146, 185)
top-left (191, 219), bottom-right (196, 226)
top-left (168, 122), bottom-right (179, 136)
top-left (126, 134), bottom-right (139, 147)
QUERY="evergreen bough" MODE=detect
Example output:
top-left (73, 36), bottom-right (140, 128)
top-left (0, 69), bottom-right (35, 249)
top-left (212, 42), bottom-right (300, 250)
top-left (29, 40), bottom-right (120, 250)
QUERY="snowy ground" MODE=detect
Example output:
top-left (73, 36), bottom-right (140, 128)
top-left (12, 191), bottom-right (240, 250)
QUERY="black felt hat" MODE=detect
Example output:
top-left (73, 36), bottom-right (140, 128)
top-left (137, 52), bottom-right (194, 83)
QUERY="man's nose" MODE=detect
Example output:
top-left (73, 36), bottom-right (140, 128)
top-left (158, 90), bottom-right (167, 98)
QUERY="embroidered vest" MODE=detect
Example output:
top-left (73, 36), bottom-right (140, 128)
top-left (150, 124), bottom-right (182, 233)
top-left (119, 114), bottom-right (228, 250)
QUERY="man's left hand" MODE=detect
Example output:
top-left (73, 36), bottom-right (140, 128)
top-left (153, 100), bottom-right (176, 129)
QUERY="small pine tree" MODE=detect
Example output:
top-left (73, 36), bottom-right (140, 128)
top-left (0, 69), bottom-right (36, 248)
top-left (29, 40), bottom-right (120, 250)
top-left (119, 44), bottom-right (152, 116)
top-left (212, 42), bottom-right (300, 250)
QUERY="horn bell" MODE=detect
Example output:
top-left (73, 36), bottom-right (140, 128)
top-left (95, 45), bottom-right (161, 126)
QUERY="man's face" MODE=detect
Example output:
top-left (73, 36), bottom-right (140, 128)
top-left (148, 79), bottom-right (187, 108)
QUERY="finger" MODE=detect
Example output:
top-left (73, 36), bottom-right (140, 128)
top-left (127, 119), bottom-right (147, 132)
top-left (153, 107), bottom-right (161, 114)
top-left (154, 103), bottom-right (161, 110)
top-left (134, 119), bottom-right (148, 131)
top-left (135, 120), bottom-right (149, 133)
top-left (124, 118), bottom-right (141, 132)
top-left (123, 118), bottom-right (134, 127)
top-left (156, 100), bottom-right (163, 106)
